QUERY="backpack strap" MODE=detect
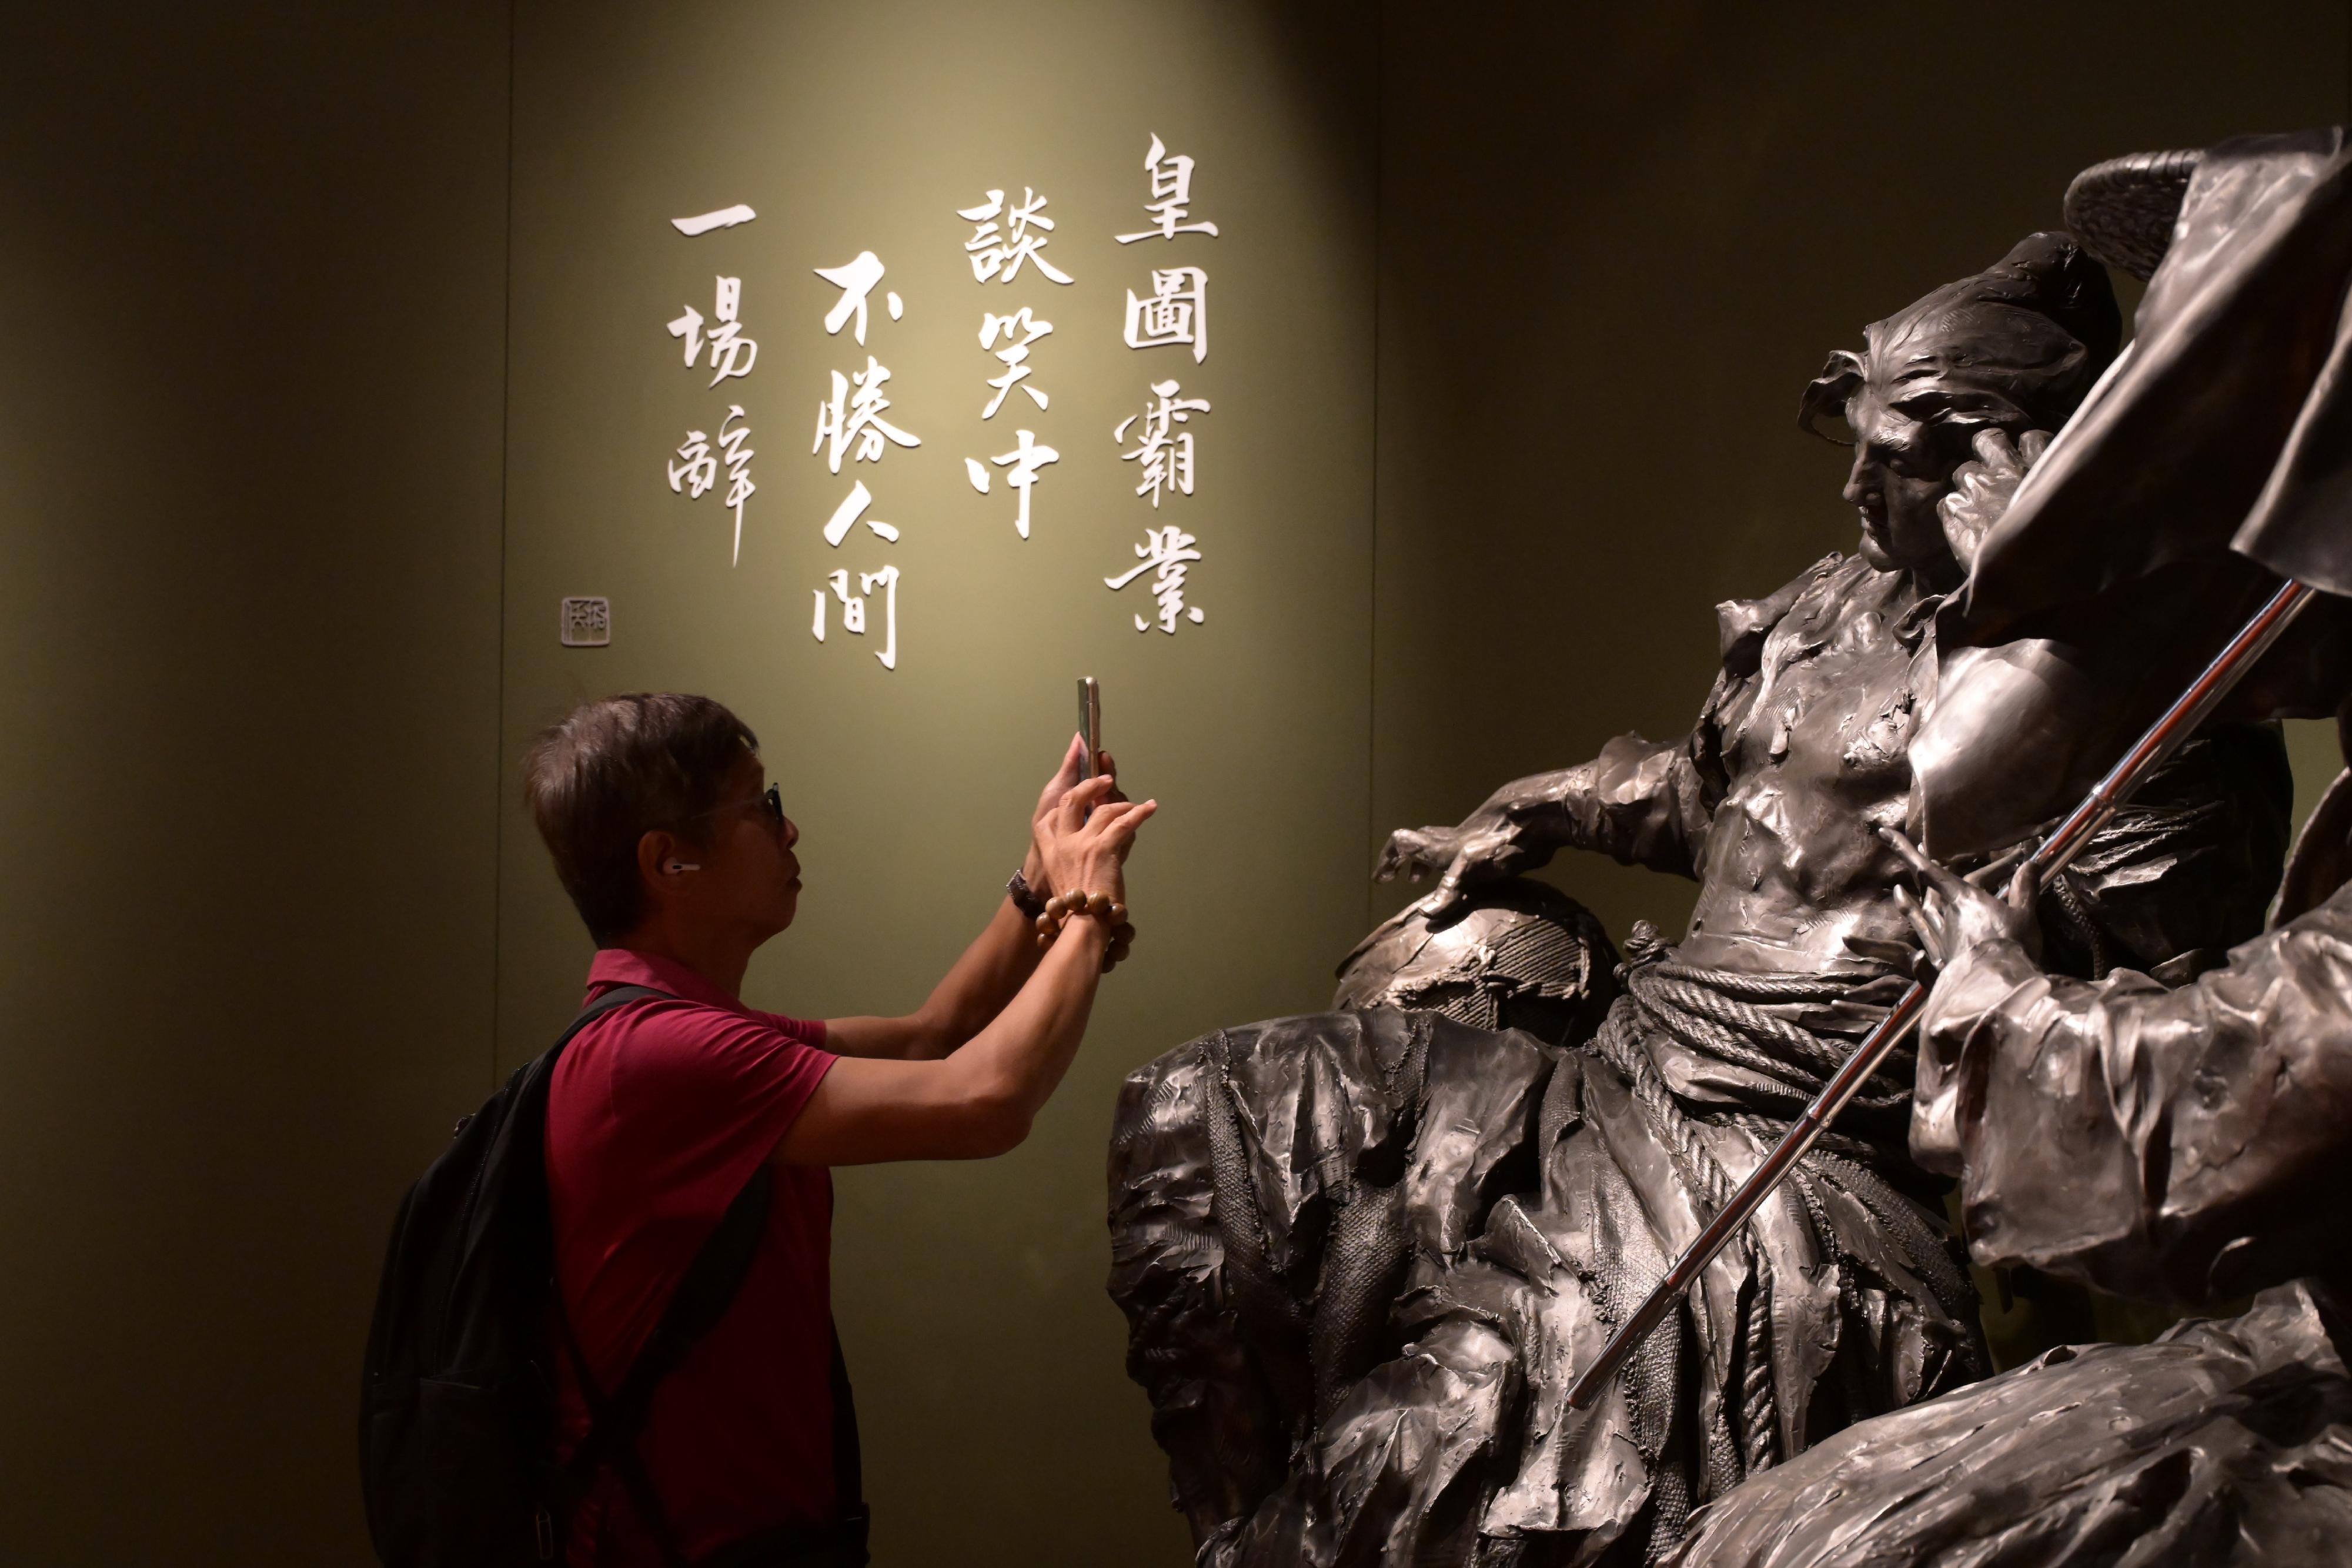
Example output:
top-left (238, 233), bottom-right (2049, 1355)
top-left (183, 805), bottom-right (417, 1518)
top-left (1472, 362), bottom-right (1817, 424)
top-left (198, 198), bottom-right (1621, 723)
top-left (555, 982), bottom-right (669, 1048)
top-left (544, 984), bottom-right (864, 1567)
top-left (549, 979), bottom-right (779, 1568)
top-left (446, 985), bottom-right (664, 1146)
top-left (560, 1166), bottom-right (773, 1566)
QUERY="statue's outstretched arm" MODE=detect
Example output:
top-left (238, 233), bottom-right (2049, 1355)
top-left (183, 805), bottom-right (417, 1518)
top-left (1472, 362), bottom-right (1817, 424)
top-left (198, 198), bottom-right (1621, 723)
top-left (1375, 553), bottom-right (1827, 918)
top-left (1375, 727), bottom-right (1718, 915)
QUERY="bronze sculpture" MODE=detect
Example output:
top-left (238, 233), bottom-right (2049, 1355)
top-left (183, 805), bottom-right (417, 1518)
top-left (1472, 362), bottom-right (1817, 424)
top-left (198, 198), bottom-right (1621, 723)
top-left (1108, 232), bottom-right (2293, 1564)
top-left (1667, 127), bottom-right (2352, 1568)
top-left (1664, 806), bottom-right (2352, 1566)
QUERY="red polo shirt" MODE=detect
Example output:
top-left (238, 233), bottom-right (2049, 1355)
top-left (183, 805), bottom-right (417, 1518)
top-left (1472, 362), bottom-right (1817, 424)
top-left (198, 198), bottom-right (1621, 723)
top-left (544, 950), bottom-right (839, 1566)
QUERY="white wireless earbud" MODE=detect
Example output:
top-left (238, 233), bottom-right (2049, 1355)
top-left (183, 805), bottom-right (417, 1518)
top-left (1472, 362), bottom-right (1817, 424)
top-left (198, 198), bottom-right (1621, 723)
top-left (664, 861), bottom-right (700, 874)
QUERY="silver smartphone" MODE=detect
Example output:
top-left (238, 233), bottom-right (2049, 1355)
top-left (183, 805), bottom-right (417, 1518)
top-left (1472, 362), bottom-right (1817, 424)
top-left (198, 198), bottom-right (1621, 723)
top-left (1078, 677), bottom-right (1102, 781)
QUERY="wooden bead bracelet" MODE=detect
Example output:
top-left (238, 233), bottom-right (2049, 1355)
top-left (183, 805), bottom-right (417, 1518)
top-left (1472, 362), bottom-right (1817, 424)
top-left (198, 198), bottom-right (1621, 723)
top-left (1034, 890), bottom-right (1136, 972)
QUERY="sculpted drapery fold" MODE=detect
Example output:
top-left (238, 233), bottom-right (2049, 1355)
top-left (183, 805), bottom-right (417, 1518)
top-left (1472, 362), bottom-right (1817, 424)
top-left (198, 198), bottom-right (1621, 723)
top-left (1916, 885), bottom-right (2352, 1306)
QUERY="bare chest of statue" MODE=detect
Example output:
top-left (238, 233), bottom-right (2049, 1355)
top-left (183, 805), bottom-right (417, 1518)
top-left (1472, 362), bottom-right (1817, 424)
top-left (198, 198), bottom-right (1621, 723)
top-left (1681, 554), bottom-right (1939, 975)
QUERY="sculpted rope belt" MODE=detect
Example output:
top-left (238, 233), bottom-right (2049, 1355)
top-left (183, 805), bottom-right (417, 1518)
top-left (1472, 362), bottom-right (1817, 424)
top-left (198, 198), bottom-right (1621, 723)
top-left (1628, 960), bottom-right (1910, 1115)
top-left (1584, 935), bottom-right (1981, 1507)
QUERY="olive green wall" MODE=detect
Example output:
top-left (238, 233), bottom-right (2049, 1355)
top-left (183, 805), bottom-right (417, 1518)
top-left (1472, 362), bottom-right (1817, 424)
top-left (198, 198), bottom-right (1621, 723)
top-left (0, 6), bottom-right (512, 1564)
top-left (3, 4), bottom-right (2347, 1564)
top-left (1370, 3), bottom-right (2352, 942)
top-left (493, 5), bottom-right (1371, 1564)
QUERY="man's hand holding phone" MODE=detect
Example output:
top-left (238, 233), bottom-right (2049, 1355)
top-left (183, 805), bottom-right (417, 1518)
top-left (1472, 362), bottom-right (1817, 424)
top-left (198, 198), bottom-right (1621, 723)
top-left (1025, 731), bottom-right (1128, 897)
top-left (1035, 768), bottom-right (1154, 918)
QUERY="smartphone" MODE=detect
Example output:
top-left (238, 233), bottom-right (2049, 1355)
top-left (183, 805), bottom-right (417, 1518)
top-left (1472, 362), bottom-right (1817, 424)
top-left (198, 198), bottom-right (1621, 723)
top-left (1078, 677), bottom-right (1102, 781)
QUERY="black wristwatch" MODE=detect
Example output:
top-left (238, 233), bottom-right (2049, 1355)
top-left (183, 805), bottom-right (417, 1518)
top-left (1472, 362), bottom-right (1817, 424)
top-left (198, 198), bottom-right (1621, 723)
top-left (1006, 869), bottom-right (1049, 920)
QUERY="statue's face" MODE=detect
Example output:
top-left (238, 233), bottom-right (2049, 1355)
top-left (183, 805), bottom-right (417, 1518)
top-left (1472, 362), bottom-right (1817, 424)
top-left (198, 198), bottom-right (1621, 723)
top-left (1842, 380), bottom-right (1962, 575)
top-left (1813, 293), bottom-right (2079, 586)
top-left (1839, 371), bottom-right (2023, 583)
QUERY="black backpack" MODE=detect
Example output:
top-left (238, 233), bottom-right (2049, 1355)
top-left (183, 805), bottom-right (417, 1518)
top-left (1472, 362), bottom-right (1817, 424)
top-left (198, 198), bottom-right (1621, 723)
top-left (360, 986), bottom-right (868, 1568)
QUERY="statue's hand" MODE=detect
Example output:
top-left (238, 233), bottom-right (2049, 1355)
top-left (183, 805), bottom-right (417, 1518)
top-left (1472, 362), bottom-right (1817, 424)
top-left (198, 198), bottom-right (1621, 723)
top-left (1880, 827), bottom-right (2042, 971)
top-left (1939, 427), bottom-right (2052, 573)
top-left (1375, 824), bottom-right (1459, 882)
top-left (1376, 815), bottom-right (1518, 916)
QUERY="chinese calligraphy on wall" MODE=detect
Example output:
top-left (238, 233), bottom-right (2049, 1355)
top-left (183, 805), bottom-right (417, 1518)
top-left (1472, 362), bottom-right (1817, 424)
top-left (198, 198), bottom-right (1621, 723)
top-left (1106, 134), bottom-right (1217, 634)
top-left (664, 260), bottom-right (762, 567)
top-left (808, 249), bottom-right (916, 670)
top-left (647, 133), bottom-right (1228, 671)
top-left (958, 184), bottom-right (1070, 544)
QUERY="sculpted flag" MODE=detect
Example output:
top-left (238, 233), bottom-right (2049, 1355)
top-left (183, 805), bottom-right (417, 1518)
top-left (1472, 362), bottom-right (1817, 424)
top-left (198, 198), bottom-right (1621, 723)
top-left (1969, 128), bottom-right (2352, 621)
top-left (1914, 128), bottom-right (2352, 857)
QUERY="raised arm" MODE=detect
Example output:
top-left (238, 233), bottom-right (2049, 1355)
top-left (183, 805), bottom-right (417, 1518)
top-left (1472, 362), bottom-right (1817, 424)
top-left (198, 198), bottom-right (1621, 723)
top-left (776, 771), bottom-right (1156, 1165)
top-left (1375, 727), bottom-right (1719, 917)
top-left (826, 733), bottom-right (1107, 1062)
top-left (819, 892), bottom-right (1042, 1062)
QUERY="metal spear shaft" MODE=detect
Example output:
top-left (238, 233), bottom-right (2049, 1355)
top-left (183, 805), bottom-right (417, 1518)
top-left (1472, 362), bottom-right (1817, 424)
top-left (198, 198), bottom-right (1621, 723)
top-left (1565, 577), bottom-right (2319, 1412)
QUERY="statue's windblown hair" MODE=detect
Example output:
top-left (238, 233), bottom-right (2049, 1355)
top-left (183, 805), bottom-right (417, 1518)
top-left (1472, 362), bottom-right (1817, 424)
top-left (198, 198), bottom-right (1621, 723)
top-left (1800, 232), bottom-right (2122, 444)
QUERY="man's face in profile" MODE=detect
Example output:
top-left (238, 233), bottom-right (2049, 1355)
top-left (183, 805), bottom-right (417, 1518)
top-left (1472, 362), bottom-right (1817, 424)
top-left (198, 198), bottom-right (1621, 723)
top-left (689, 758), bottom-right (801, 942)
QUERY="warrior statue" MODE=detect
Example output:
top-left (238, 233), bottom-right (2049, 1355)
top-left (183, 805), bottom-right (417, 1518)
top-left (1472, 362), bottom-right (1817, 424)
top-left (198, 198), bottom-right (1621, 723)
top-left (1107, 234), bottom-right (2293, 1566)
top-left (1665, 127), bottom-right (2352, 1568)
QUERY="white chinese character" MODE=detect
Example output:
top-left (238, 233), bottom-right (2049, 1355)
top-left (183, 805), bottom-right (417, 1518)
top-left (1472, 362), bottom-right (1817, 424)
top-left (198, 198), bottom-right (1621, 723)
top-left (977, 307), bottom-right (1053, 418)
top-left (957, 188), bottom-right (1073, 285)
top-left (813, 250), bottom-right (904, 346)
top-left (811, 563), bottom-right (900, 670)
top-left (667, 305), bottom-right (703, 365)
top-left (669, 276), bottom-right (758, 386)
top-left (667, 428), bottom-right (717, 499)
top-left (672, 203), bottom-right (756, 237)
top-left (1113, 379), bottom-right (1211, 507)
top-left (1122, 266), bottom-right (1207, 362)
top-left (1105, 526), bottom-right (1205, 633)
top-left (860, 566), bottom-right (900, 668)
top-left (667, 414), bottom-right (756, 566)
top-left (819, 479), bottom-right (900, 547)
top-left (1115, 134), bottom-right (1220, 243)
top-left (984, 429), bottom-right (1061, 540)
top-left (812, 357), bottom-right (921, 473)
top-left (716, 407), bottom-right (754, 566)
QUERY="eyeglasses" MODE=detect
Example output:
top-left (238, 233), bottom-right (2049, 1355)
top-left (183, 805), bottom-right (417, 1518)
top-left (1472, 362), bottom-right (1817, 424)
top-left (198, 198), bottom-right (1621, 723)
top-left (679, 783), bottom-right (785, 831)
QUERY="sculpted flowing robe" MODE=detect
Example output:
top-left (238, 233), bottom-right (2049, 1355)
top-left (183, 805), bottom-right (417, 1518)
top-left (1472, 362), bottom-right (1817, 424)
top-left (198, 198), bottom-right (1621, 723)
top-left (1911, 886), bottom-right (2352, 1305)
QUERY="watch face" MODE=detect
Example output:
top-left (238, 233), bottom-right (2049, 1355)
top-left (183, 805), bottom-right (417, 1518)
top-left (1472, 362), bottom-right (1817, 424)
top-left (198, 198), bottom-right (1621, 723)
top-left (1008, 872), bottom-right (1046, 916)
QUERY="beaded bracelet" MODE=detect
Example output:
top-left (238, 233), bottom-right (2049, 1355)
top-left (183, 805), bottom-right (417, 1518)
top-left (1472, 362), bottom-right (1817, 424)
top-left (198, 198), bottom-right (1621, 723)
top-left (1034, 890), bottom-right (1136, 972)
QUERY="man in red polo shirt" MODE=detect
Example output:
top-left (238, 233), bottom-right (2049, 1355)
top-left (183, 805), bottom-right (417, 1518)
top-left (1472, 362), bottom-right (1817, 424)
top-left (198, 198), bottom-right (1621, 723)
top-left (523, 693), bottom-right (1152, 1567)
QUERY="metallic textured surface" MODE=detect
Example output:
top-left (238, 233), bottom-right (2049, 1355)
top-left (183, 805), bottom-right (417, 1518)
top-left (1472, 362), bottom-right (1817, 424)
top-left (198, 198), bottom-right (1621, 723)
top-left (1914, 878), bottom-right (2352, 1307)
top-left (1108, 236), bottom-right (2293, 1566)
top-left (1334, 877), bottom-right (1619, 1045)
top-left (1627, 127), bottom-right (2352, 1568)
top-left (1106, 1009), bottom-right (1553, 1549)
top-left (1669, 1282), bottom-right (2352, 1567)
top-left (1910, 129), bottom-right (2352, 860)
top-left (1652, 775), bottom-right (2352, 1568)
top-left (2278, 764), bottom-right (2352, 924)
top-left (1677, 774), bottom-right (2352, 1568)
top-left (1958, 129), bottom-right (2352, 634)
top-left (2062, 148), bottom-right (2202, 280)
